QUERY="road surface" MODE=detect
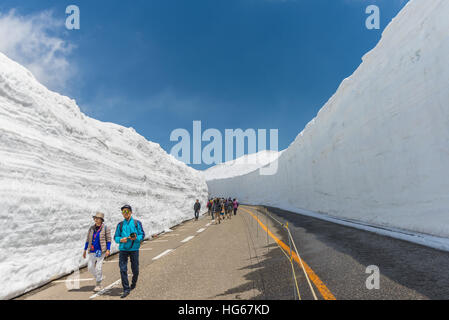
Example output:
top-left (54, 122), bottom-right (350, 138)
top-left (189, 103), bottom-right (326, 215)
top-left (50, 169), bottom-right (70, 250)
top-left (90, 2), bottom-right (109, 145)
top-left (16, 205), bottom-right (449, 300)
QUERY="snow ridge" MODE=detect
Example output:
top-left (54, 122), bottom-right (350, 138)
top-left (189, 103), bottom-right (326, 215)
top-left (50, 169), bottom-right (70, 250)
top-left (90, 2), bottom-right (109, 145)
top-left (203, 150), bottom-right (283, 181)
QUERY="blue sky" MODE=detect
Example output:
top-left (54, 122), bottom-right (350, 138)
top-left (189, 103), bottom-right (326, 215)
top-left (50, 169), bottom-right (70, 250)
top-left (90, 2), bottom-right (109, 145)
top-left (0, 0), bottom-right (409, 170)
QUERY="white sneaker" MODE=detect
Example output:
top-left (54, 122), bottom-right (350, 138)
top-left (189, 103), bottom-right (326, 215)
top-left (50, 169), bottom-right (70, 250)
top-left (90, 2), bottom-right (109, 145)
top-left (94, 283), bottom-right (103, 292)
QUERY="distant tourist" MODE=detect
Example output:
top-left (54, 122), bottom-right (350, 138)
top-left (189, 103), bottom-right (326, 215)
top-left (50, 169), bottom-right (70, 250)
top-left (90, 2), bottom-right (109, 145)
top-left (225, 198), bottom-right (233, 219)
top-left (220, 198), bottom-right (225, 220)
top-left (194, 199), bottom-right (201, 221)
top-left (233, 199), bottom-right (239, 215)
top-left (213, 198), bottom-right (222, 224)
top-left (207, 199), bottom-right (212, 217)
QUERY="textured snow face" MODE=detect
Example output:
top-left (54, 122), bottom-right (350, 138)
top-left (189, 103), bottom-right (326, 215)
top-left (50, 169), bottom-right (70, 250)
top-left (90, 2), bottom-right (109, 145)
top-left (208, 0), bottom-right (449, 238)
top-left (203, 150), bottom-right (283, 181)
top-left (0, 52), bottom-right (208, 299)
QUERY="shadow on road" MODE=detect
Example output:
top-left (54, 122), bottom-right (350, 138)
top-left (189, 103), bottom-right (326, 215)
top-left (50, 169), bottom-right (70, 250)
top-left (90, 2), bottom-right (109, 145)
top-left (68, 285), bottom-right (95, 293)
top-left (212, 210), bottom-right (316, 300)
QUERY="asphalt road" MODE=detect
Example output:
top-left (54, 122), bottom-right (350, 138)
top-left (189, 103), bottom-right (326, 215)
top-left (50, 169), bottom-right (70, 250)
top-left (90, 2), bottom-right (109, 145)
top-left (18, 207), bottom-right (306, 300)
top-left (259, 205), bottom-right (449, 299)
top-left (16, 205), bottom-right (449, 300)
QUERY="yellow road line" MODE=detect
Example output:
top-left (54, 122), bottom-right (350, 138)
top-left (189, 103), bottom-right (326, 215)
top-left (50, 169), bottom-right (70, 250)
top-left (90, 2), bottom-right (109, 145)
top-left (241, 206), bottom-right (336, 300)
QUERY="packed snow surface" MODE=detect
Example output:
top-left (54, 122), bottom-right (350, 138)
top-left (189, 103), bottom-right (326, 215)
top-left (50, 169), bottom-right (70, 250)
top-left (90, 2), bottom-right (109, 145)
top-left (0, 52), bottom-right (208, 299)
top-left (208, 0), bottom-right (449, 240)
top-left (203, 150), bottom-right (283, 181)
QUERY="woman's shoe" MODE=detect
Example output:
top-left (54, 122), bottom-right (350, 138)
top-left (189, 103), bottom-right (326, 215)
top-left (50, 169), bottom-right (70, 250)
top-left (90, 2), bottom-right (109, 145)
top-left (93, 282), bottom-right (103, 292)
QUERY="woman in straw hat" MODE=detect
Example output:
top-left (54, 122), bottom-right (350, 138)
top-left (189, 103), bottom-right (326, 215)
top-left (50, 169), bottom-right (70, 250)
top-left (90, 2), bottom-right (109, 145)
top-left (83, 212), bottom-right (111, 292)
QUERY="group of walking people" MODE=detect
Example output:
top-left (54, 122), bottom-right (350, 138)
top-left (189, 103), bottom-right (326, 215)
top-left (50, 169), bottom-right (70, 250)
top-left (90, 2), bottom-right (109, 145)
top-left (206, 197), bottom-right (239, 224)
top-left (83, 198), bottom-right (238, 299)
top-left (83, 204), bottom-right (145, 299)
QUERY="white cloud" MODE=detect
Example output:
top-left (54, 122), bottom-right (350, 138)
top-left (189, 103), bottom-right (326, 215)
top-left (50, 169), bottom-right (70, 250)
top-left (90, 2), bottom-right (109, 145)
top-left (0, 9), bottom-right (75, 91)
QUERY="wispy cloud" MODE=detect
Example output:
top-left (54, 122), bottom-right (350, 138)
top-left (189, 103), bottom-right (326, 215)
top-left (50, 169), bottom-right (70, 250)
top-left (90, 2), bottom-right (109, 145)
top-left (0, 9), bottom-right (75, 91)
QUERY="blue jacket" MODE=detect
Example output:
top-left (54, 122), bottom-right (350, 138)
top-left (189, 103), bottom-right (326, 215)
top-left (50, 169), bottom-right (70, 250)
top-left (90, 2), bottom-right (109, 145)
top-left (114, 217), bottom-right (145, 251)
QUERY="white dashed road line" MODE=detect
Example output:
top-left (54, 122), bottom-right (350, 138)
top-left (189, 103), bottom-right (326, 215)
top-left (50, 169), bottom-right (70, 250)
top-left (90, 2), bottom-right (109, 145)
top-left (53, 278), bottom-right (95, 283)
top-left (152, 249), bottom-right (174, 261)
top-left (91, 217), bottom-right (210, 299)
top-left (181, 236), bottom-right (195, 243)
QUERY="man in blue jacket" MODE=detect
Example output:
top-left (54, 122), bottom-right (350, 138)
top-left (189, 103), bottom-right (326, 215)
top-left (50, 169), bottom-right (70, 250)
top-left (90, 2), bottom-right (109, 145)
top-left (114, 204), bottom-right (145, 298)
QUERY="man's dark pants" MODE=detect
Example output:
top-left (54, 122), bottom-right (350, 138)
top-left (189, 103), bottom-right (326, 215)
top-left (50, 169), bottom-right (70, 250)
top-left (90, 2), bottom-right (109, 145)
top-left (194, 210), bottom-right (199, 220)
top-left (119, 250), bottom-right (139, 292)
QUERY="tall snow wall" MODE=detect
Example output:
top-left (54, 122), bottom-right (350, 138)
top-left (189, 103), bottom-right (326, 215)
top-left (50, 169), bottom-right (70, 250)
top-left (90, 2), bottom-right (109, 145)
top-left (0, 52), bottom-right (208, 299)
top-left (208, 0), bottom-right (449, 239)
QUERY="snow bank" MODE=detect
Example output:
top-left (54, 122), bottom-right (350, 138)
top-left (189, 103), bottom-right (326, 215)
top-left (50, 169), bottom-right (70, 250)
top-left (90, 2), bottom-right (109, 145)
top-left (203, 150), bottom-right (283, 181)
top-left (208, 0), bottom-right (449, 240)
top-left (0, 52), bottom-right (208, 300)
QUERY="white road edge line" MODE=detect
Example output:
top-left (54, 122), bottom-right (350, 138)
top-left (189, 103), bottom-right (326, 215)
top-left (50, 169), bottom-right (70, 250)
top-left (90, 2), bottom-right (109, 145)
top-left (152, 249), bottom-right (174, 260)
top-left (197, 228), bottom-right (205, 233)
top-left (181, 236), bottom-right (194, 243)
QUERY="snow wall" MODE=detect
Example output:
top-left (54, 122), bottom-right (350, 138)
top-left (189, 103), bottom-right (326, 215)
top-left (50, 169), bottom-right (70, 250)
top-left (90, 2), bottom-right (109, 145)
top-left (208, 0), bottom-right (449, 240)
top-left (0, 53), bottom-right (208, 299)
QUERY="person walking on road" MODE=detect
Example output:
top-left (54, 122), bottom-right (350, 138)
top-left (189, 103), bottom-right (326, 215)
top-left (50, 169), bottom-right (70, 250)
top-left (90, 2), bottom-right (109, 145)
top-left (223, 198), bottom-right (229, 220)
top-left (114, 204), bottom-right (145, 299)
top-left (226, 198), bottom-right (233, 220)
top-left (220, 198), bottom-right (225, 221)
top-left (194, 199), bottom-right (201, 221)
top-left (212, 198), bottom-right (222, 225)
top-left (210, 199), bottom-right (215, 220)
top-left (233, 198), bottom-right (239, 215)
top-left (207, 199), bottom-right (212, 218)
top-left (83, 212), bottom-right (111, 292)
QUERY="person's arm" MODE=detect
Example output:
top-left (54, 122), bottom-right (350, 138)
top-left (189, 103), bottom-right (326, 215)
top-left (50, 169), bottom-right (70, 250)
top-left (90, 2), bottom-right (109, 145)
top-left (114, 223), bottom-right (122, 244)
top-left (85, 227), bottom-right (91, 249)
top-left (136, 221), bottom-right (145, 242)
top-left (105, 225), bottom-right (112, 251)
top-left (83, 228), bottom-right (90, 258)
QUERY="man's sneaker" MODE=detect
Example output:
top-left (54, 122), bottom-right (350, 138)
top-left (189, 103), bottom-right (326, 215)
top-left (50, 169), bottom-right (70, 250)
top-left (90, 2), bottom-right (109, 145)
top-left (120, 291), bottom-right (130, 299)
top-left (130, 283), bottom-right (136, 290)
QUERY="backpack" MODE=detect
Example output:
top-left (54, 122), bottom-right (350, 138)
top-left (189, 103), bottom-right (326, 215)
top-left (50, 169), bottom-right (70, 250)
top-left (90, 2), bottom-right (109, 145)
top-left (119, 219), bottom-right (146, 244)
